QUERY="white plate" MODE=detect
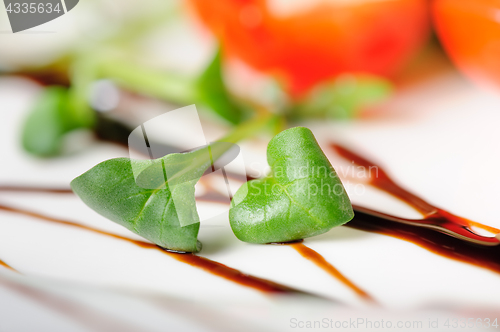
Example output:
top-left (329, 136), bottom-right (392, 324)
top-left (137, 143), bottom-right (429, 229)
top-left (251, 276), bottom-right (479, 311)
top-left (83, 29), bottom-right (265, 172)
top-left (1, 72), bottom-right (500, 331)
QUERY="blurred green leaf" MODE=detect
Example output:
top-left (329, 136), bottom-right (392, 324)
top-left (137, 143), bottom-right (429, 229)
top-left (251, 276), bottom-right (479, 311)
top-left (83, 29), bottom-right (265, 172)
top-left (196, 50), bottom-right (246, 124)
top-left (21, 87), bottom-right (84, 157)
top-left (291, 75), bottom-right (393, 120)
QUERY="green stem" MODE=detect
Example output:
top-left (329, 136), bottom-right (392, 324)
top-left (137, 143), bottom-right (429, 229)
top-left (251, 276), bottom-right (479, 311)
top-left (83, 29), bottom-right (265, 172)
top-left (206, 112), bottom-right (277, 163)
top-left (162, 112), bottom-right (278, 186)
top-left (218, 112), bottom-right (277, 144)
top-left (100, 59), bottom-right (197, 104)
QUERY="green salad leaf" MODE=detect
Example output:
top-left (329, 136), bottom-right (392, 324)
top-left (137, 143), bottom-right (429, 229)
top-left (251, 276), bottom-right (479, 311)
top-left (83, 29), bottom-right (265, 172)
top-left (196, 50), bottom-right (246, 124)
top-left (229, 127), bottom-right (354, 244)
top-left (22, 86), bottom-right (83, 157)
top-left (291, 75), bottom-right (392, 119)
top-left (71, 113), bottom-right (276, 252)
top-left (70, 142), bottom-right (236, 253)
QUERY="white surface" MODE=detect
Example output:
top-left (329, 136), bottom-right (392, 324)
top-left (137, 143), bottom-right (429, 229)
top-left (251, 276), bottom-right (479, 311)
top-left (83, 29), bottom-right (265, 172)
top-left (1, 71), bottom-right (500, 331)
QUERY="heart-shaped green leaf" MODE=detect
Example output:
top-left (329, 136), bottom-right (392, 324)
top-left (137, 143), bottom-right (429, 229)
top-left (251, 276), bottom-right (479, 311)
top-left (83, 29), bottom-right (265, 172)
top-left (70, 145), bottom-right (220, 253)
top-left (71, 113), bottom-right (277, 252)
top-left (229, 127), bottom-right (354, 244)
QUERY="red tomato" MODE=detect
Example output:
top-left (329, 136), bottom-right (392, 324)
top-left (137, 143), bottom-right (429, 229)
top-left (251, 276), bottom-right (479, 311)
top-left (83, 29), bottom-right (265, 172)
top-left (433, 0), bottom-right (500, 90)
top-left (188, 0), bottom-right (430, 96)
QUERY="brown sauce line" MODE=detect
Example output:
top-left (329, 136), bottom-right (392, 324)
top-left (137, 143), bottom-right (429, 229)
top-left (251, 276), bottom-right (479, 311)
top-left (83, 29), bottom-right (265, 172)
top-left (331, 143), bottom-right (500, 238)
top-left (5, 147), bottom-right (499, 297)
top-left (186, 142), bottom-right (500, 281)
top-left (197, 192), bottom-right (375, 302)
top-left (469, 221), bottom-right (500, 235)
top-left (332, 144), bottom-right (442, 215)
top-left (0, 186), bottom-right (73, 194)
top-left (291, 243), bottom-right (376, 303)
top-left (348, 205), bottom-right (500, 275)
top-left (0, 258), bottom-right (18, 273)
top-left (0, 203), bottom-right (315, 297)
top-left (196, 191), bottom-right (231, 204)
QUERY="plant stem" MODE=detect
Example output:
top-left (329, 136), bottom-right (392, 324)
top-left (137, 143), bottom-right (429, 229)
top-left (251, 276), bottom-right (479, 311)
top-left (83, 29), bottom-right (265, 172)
top-left (206, 112), bottom-right (278, 163)
top-left (218, 112), bottom-right (277, 144)
top-left (100, 59), bottom-right (197, 104)
top-left (161, 112), bottom-right (278, 186)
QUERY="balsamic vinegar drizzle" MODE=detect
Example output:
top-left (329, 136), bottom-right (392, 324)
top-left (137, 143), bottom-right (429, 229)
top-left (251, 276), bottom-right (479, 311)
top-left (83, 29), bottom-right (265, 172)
top-left (0, 258), bottom-right (17, 273)
top-left (0, 204), bottom-right (314, 297)
top-left (2, 143), bottom-right (499, 302)
top-left (197, 193), bottom-right (374, 302)
top-left (332, 144), bottom-right (500, 239)
top-left (0, 185), bottom-right (378, 301)
top-left (0, 186), bottom-right (73, 194)
top-left (290, 243), bottom-right (376, 303)
top-left (331, 144), bottom-right (500, 274)
top-left (349, 205), bottom-right (500, 274)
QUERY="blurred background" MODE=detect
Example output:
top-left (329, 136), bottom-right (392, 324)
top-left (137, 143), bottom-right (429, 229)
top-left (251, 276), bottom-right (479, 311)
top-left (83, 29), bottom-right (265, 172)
top-left (1, 0), bottom-right (500, 331)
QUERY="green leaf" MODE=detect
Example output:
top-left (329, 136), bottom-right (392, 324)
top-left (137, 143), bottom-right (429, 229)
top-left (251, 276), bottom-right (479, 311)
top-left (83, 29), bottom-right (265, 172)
top-left (196, 50), bottom-right (246, 124)
top-left (21, 86), bottom-right (82, 157)
top-left (69, 140), bottom-right (236, 252)
top-left (71, 113), bottom-right (278, 252)
top-left (292, 75), bottom-right (392, 119)
top-left (229, 127), bottom-right (354, 244)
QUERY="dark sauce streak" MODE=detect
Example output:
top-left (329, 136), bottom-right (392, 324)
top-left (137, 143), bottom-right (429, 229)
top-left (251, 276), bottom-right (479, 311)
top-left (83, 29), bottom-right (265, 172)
top-left (291, 243), bottom-right (376, 303)
top-left (332, 143), bottom-right (500, 236)
top-left (0, 186), bottom-right (73, 194)
top-left (0, 259), bottom-right (18, 273)
top-left (93, 113), bottom-right (138, 149)
top-left (267, 239), bottom-right (304, 245)
top-left (331, 144), bottom-right (438, 215)
top-left (0, 203), bottom-right (313, 297)
top-left (197, 192), bottom-right (373, 302)
top-left (196, 191), bottom-right (231, 204)
top-left (331, 143), bottom-right (500, 274)
top-left (3, 143), bottom-right (499, 297)
top-left (165, 250), bottom-right (308, 296)
top-left (349, 206), bottom-right (500, 274)
top-left (14, 71), bottom-right (70, 87)
top-left (10, 143), bottom-right (497, 297)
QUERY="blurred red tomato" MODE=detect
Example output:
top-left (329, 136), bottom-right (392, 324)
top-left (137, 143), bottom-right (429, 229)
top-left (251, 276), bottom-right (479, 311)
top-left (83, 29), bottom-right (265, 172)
top-left (188, 0), bottom-right (430, 96)
top-left (433, 0), bottom-right (500, 90)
